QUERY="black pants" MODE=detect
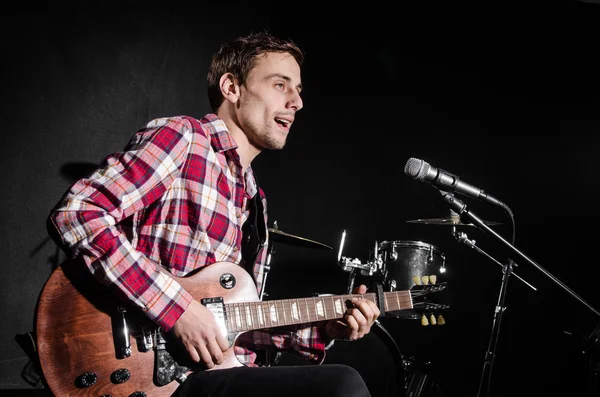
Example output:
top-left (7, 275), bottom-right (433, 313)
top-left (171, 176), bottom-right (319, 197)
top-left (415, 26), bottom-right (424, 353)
top-left (172, 364), bottom-right (371, 397)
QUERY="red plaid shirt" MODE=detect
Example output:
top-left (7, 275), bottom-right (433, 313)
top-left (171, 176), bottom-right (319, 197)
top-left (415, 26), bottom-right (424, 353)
top-left (48, 114), bottom-right (327, 366)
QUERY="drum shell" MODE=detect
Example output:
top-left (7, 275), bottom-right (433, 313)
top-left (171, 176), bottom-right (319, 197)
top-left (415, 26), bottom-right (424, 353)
top-left (380, 240), bottom-right (445, 290)
top-left (378, 240), bottom-right (446, 319)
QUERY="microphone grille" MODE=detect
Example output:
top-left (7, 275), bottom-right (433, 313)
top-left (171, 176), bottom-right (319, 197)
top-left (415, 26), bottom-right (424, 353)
top-left (404, 157), bottom-right (430, 180)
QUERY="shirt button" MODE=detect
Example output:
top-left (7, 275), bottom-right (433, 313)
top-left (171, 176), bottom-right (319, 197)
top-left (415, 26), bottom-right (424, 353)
top-left (233, 246), bottom-right (239, 252)
top-left (236, 211), bottom-right (241, 218)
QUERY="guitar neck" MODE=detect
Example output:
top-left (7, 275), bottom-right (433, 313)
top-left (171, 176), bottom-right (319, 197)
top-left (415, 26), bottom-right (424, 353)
top-left (224, 291), bottom-right (412, 333)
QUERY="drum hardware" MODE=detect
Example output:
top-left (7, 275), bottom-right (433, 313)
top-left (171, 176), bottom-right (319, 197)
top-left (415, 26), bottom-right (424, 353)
top-left (337, 230), bottom-right (386, 294)
top-left (337, 231), bottom-right (449, 325)
top-left (267, 225), bottom-right (333, 250)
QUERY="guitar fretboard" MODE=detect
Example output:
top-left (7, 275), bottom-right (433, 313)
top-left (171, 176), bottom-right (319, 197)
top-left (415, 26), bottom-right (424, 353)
top-left (224, 291), bottom-right (412, 333)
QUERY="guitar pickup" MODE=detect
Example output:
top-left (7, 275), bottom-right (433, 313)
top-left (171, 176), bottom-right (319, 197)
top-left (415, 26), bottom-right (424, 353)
top-left (201, 297), bottom-right (229, 342)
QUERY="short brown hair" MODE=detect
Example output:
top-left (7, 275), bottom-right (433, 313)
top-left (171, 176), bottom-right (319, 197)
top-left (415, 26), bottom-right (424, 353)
top-left (207, 31), bottom-right (304, 112)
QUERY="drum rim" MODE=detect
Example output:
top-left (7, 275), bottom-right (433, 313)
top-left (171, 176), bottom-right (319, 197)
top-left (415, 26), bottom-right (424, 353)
top-left (379, 240), bottom-right (444, 255)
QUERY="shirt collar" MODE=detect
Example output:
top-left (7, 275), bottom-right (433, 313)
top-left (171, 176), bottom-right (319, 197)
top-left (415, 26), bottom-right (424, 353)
top-left (201, 113), bottom-right (258, 198)
top-left (201, 113), bottom-right (238, 153)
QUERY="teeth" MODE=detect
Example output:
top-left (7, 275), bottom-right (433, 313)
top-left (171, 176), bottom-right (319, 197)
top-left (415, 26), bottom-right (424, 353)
top-left (276, 118), bottom-right (290, 124)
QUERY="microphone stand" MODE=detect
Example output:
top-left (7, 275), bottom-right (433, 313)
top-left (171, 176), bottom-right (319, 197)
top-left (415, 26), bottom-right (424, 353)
top-left (436, 190), bottom-right (600, 397)
top-left (438, 190), bottom-right (600, 318)
top-left (448, 215), bottom-right (530, 397)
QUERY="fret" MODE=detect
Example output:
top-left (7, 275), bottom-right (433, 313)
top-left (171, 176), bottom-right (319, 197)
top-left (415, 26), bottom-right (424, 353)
top-left (226, 306), bottom-right (233, 332)
top-left (262, 302), bottom-right (270, 328)
top-left (304, 298), bottom-right (311, 322)
top-left (332, 295), bottom-right (344, 317)
top-left (240, 303), bottom-right (247, 330)
top-left (257, 302), bottom-right (265, 327)
top-left (276, 301), bottom-right (282, 325)
top-left (285, 299), bottom-right (300, 324)
top-left (245, 304), bottom-right (252, 330)
top-left (314, 297), bottom-right (324, 320)
top-left (395, 292), bottom-right (401, 311)
top-left (280, 300), bottom-right (288, 325)
top-left (269, 301), bottom-right (278, 326)
top-left (239, 303), bottom-right (246, 331)
top-left (234, 304), bottom-right (242, 331)
top-left (329, 296), bottom-right (337, 320)
top-left (292, 299), bottom-right (301, 323)
top-left (313, 298), bottom-right (318, 320)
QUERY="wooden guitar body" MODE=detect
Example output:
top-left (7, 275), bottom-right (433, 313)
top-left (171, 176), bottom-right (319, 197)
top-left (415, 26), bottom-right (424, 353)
top-left (35, 260), bottom-right (257, 397)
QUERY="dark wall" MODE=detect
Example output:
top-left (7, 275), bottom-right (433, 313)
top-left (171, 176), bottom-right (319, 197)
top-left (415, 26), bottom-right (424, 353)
top-left (2, 2), bottom-right (600, 396)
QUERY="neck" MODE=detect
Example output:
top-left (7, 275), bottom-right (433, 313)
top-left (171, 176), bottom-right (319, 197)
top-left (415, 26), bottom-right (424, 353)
top-left (217, 111), bottom-right (260, 173)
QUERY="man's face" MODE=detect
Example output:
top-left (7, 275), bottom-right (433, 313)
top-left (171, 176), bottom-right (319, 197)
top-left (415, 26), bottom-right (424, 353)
top-left (235, 52), bottom-right (303, 150)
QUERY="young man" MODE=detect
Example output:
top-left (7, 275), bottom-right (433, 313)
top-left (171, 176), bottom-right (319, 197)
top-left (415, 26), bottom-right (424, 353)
top-left (47, 31), bottom-right (379, 396)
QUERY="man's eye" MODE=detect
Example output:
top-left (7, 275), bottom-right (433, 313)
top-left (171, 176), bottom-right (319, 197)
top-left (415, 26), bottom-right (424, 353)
top-left (275, 83), bottom-right (285, 90)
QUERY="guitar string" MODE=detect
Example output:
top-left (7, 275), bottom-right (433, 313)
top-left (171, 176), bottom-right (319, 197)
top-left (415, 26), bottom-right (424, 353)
top-left (120, 291), bottom-right (435, 338)
top-left (123, 294), bottom-right (415, 338)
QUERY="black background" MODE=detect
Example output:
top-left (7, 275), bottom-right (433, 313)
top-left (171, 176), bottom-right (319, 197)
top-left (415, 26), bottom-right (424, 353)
top-left (2, 1), bottom-right (600, 396)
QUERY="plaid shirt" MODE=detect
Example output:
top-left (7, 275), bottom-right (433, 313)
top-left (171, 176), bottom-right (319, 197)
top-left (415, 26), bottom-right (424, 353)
top-left (48, 114), bottom-right (327, 366)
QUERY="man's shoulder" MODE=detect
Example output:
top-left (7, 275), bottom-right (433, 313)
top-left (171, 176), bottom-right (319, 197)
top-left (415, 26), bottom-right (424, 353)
top-left (143, 115), bottom-right (215, 138)
top-left (145, 115), bottom-right (198, 129)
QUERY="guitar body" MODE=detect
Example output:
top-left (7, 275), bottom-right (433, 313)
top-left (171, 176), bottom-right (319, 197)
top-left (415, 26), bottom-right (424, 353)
top-left (35, 259), bottom-right (258, 397)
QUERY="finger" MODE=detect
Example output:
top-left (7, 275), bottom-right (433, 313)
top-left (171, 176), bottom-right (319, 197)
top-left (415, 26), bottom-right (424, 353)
top-left (185, 342), bottom-right (201, 363)
top-left (207, 338), bottom-right (224, 365)
top-left (368, 300), bottom-right (381, 320)
top-left (353, 299), bottom-right (376, 324)
top-left (216, 332), bottom-right (230, 352)
top-left (344, 312), bottom-right (361, 340)
top-left (196, 343), bottom-right (215, 369)
top-left (352, 284), bottom-right (368, 294)
top-left (362, 299), bottom-right (380, 322)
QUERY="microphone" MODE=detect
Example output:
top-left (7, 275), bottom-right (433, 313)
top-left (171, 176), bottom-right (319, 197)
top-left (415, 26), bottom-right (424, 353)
top-left (404, 157), bottom-right (505, 207)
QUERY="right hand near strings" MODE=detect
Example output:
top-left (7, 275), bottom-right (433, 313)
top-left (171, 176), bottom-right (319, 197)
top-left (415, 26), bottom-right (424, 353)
top-left (171, 300), bottom-right (230, 368)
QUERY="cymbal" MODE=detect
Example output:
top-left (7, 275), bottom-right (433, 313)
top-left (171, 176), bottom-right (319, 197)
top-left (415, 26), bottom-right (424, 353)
top-left (268, 228), bottom-right (332, 250)
top-left (406, 215), bottom-right (502, 227)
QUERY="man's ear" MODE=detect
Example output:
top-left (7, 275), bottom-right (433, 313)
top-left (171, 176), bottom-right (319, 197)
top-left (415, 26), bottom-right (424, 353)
top-left (219, 73), bottom-right (240, 104)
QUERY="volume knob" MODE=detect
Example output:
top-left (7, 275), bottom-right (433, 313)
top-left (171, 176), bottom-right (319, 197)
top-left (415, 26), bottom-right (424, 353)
top-left (111, 368), bottom-right (131, 384)
top-left (76, 372), bottom-right (97, 388)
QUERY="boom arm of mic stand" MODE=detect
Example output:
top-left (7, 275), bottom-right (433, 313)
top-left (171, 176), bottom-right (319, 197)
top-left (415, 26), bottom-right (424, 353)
top-left (440, 190), bottom-right (600, 319)
top-left (452, 228), bottom-right (537, 291)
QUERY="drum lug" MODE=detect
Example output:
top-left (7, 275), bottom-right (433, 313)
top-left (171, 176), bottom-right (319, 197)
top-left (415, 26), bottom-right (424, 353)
top-left (388, 279), bottom-right (397, 291)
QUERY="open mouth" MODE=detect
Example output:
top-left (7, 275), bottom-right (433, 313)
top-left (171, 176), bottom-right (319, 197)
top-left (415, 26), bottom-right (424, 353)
top-left (275, 117), bottom-right (292, 131)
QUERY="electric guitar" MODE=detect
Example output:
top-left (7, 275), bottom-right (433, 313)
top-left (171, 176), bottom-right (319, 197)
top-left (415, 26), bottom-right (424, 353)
top-left (35, 259), bottom-right (446, 396)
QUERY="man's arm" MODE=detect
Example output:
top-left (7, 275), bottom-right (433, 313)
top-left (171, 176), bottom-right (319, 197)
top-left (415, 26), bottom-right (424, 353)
top-left (48, 117), bottom-right (194, 331)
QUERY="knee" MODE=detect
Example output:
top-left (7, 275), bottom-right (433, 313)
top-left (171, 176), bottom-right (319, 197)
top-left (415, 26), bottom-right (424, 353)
top-left (328, 364), bottom-right (371, 397)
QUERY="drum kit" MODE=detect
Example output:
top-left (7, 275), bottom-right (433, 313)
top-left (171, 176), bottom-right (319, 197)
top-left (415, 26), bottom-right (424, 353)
top-left (265, 212), bottom-right (504, 397)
